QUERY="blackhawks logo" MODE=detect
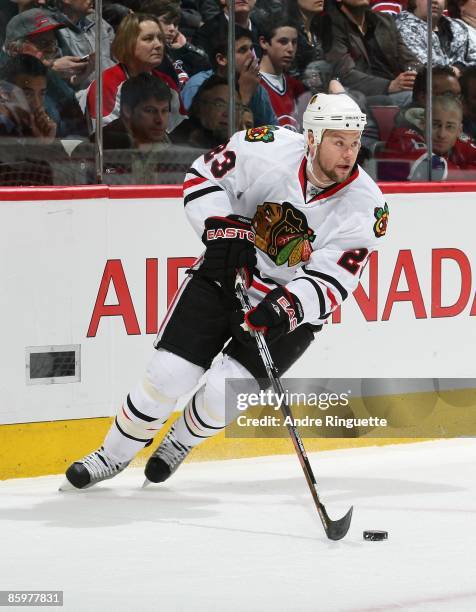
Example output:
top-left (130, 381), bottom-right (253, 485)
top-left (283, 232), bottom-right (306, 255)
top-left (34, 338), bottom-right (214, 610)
top-left (252, 202), bottom-right (316, 267)
top-left (373, 203), bottom-right (389, 238)
top-left (245, 125), bottom-right (277, 143)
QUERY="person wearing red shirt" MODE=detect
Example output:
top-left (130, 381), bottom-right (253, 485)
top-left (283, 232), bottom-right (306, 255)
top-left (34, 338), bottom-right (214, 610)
top-left (378, 93), bottom-right (476, 179)
top-left (258, 16), bottom-right (306, 131)
top-left (80, 13), bottom-right (185, 134)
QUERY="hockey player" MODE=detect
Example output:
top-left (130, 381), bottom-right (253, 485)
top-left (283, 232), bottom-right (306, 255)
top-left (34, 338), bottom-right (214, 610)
top-left (62, 93), bottom-right (389, 490)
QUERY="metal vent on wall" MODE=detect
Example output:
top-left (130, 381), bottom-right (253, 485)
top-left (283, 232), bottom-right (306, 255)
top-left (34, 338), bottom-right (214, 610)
top-left (26, 345), bottom-right (81, 385)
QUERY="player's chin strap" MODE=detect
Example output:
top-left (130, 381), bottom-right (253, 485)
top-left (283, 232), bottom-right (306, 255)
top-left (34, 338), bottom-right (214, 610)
top-left (305, 136), bottom-right (334, 189)
top-left (235, 269), bottom-right (353, 541)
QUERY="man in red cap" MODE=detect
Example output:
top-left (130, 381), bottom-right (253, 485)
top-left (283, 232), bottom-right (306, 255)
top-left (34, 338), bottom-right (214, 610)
top-left (4, 8), bottom-right (91, 85)
top-left (2, 8), bottom-right (88, 136)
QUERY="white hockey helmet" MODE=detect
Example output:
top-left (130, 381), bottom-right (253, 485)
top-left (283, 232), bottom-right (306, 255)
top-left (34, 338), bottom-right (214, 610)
top-left (302, 93), bottom-right (366, 145)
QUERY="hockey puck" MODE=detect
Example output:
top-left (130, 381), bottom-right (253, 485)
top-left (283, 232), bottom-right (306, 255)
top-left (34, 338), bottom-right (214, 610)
top-left (363, 530), bottom-right (388, 541)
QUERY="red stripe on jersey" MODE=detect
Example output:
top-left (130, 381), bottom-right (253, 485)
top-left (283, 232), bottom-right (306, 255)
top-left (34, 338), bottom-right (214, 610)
top-left (308, 168), bottom-right (360, 203)
top-left (252, 279), bottom-right (272, 294)
top-left (122, 406), bottom-right (132, 421)
top-left (183, 177), bottom-right (207, 190)
top-left (326, 287), bottom-right (338, 309)
top-left (298, 157), bottom-right (306, 196)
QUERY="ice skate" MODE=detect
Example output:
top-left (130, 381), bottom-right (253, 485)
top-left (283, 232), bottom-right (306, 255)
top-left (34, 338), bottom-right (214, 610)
top-left (143, 425), bottom-right (192, 487)
top-left (59, 447), bottom-right (130, 491)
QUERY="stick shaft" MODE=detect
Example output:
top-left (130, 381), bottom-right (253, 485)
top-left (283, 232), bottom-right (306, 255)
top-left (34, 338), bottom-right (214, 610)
top-left (234, 278), bottom-right (328, 526)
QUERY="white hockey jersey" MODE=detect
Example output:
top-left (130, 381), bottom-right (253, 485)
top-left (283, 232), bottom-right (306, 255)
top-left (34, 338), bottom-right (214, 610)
top-left (183, 126), bottom-right (388, 325)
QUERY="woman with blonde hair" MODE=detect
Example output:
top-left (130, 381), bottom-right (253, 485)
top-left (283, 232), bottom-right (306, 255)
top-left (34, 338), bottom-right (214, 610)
top-left (82, 13), bottom-right (186, 133)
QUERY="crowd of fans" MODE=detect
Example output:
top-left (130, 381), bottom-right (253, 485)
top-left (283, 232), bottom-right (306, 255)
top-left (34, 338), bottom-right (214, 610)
top-left (0, 0), bottom-right (475, 185)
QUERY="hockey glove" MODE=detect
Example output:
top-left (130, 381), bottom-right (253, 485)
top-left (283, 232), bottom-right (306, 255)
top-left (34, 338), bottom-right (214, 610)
top-left (198, 215), bottom-right (257, 293)
top-left (232, 287), bottom-right (304, 346)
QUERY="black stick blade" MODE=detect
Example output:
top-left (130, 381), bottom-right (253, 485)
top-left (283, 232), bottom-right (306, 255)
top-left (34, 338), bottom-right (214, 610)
top-left (322, 505), bottom-right (353, 541)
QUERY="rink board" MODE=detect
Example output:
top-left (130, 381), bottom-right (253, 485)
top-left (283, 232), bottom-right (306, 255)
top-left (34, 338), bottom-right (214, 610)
top-left (0, 183), bottom-right (475, 478)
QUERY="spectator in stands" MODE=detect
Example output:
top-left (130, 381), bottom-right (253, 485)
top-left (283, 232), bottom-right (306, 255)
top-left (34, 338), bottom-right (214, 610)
top-left (53, 0), bottom-right (115, 88)
top-left (396, 0), bottom-right (476, 74)
top-left (380, 94), bottom-right (476, 179)
top-left (258, 16), bottom-right (305, 130)
top-left (4, 8), bottom-right (94, 86)
top-left (447, 0), bottom-right (476, 48)
top-left (2, 8), bottom-right (88, 136)
top-left (181, 26), bottom-right (276, 127)
top-left (193, 0), bottom-right (261, 59)
top-left (0, 53), bottom-right (56, 142)
top-left (102, 72), bottom-right (172, 149)
top-left (82, 13), bottom-right (185, 134)
top-left (75, 71), bottom-right (194, 183)
top-left (461, 65), bottom-right (476, 140)
top-left (172, 74), bottom-right (243, 147)
top-left (325, 0), bottom-right (421, 105)
top-left (392, 65), bottom-right (462, 134)
top-left (285, 0), bottom-right (329, 80)
top-left (142, 0), bottom-right (210, 83)
top-left (0, 79), bottom-right (59, 185)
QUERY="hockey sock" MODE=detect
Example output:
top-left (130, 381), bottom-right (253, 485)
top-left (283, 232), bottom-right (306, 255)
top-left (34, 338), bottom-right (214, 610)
top-left (173, 355), bottom-right (258, 448)
top-left (173, 386), bottom-right (225, 448)
top-left (103, 377), bottom-right (177, 463)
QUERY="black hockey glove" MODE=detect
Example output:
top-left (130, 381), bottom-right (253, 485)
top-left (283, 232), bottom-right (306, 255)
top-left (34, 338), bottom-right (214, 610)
top-left (232, 287), bottom-right (304, 346)
top-left (197, 215), bottom-right (257, 293)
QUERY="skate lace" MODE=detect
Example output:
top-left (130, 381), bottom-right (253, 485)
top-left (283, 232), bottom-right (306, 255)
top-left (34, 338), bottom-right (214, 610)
top-left (155, 431), bottom-right (190, 469)
top-left (82, 448), bottom-right (123, 480)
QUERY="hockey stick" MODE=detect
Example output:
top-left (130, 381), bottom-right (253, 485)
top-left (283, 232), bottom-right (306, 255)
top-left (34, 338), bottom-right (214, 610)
top-left (234, 272), bottom-right (353, 540)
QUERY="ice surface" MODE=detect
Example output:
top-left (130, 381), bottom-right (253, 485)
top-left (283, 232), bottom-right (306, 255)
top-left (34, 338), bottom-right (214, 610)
top-left (1, 439), bottom-right (475, 612)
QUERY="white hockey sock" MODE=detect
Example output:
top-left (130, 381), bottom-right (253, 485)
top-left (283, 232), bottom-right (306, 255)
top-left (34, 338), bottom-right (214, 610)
top-left (103, 421), bottom-right (148, 463)
top-left (174, 387), bottom-right (225, 448)
top-left (174, 354), bottom-right (258, 448)
top-left (102, 349), bottom-right (205, 463)
top-left (103, 381), bottom-right (177, 463)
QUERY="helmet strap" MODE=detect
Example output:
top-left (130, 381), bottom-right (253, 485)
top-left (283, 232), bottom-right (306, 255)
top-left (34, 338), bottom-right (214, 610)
top-left (306, 131), bottom-right (334, 188)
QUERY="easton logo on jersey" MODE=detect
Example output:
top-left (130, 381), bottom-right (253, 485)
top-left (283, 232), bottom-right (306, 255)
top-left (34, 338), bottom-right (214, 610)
top-left (373, 203), bottom-right (389, 238)
top-left (252, 202), bottom-right (316, 267)
top-left (245, 125), bottom-right (277, 143)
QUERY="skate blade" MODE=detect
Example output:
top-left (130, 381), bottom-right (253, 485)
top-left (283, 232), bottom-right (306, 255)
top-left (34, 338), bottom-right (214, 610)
top-left (58, 479), bottom-right (76, 492)
top-left (142, 478), bottom-right (153, 488)
top-left (58, 479), bottom-right (93, 492)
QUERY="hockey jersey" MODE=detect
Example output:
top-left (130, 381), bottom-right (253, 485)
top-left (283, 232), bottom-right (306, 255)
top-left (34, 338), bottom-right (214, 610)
top-left (377, 126), bottom-right (476, 180)
top-left (183, 126), bottom-right (388, 326)
top-left (259, 72), bottom-right (306, 131)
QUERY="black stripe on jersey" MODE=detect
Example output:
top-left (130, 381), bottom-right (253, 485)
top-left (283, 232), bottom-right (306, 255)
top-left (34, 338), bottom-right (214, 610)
top-left (183, 408), bottom-right (208, 439)
top-left (186, 168), bottom-right (205, 179)
top-left (296, 277), bottom-right (326, 318)
top-left (184, 185), bottom-right (224, 206)
top-left (302, 266), bottom-right (348, 301)
top-left (126, 394), bottom-right (156, 422)
top-left (115, 417), bottom-right (152, 443)
top-left (254, 268), bottom-right (279, 288)
top-left (191, 394), bottom-right (223, 430)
